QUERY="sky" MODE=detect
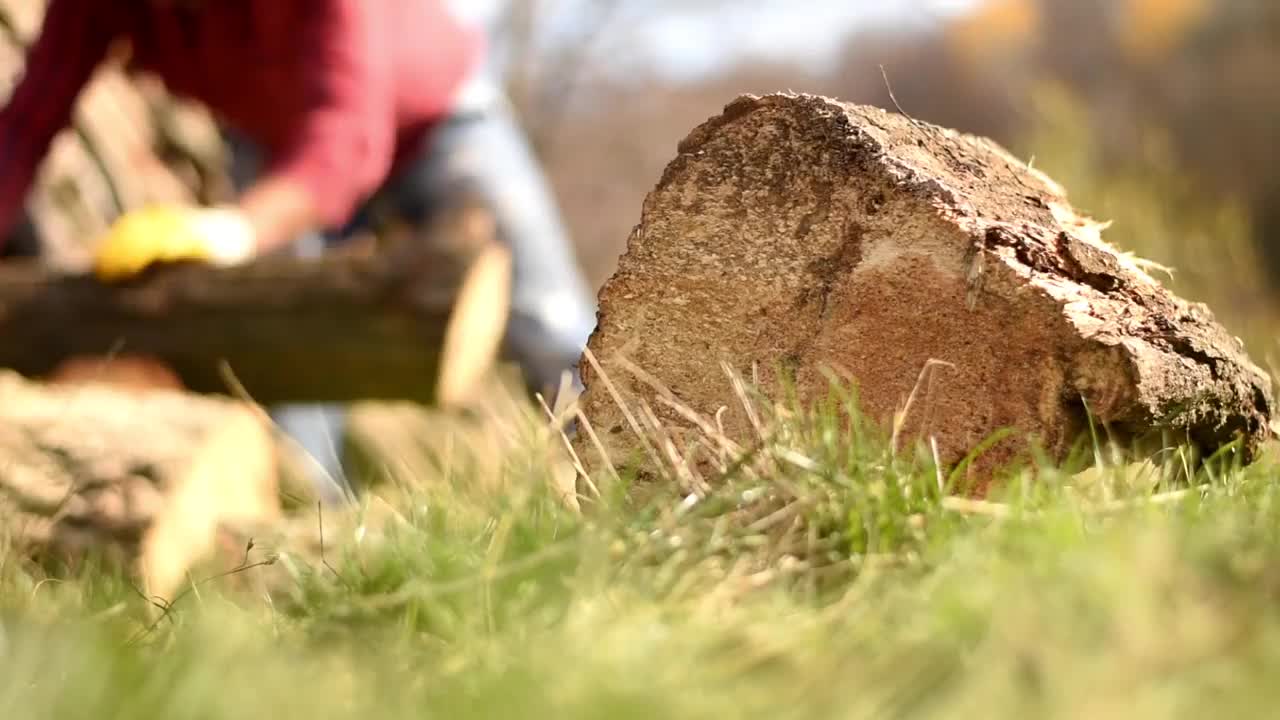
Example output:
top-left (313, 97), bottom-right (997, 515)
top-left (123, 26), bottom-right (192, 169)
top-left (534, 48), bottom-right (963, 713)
top-left (450, 1), bottom-right (982, 82)
top-left (625, 1), bottom-right (982, 79)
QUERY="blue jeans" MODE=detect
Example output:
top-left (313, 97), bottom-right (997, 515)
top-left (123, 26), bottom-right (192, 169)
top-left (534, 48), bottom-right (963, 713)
top-left (227, 76), bottom-right (597, 503)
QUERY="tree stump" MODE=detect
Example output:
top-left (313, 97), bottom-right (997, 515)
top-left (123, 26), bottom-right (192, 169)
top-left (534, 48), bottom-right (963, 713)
top-left (577, 93), bottom-right (1273, 490)
top-left (0, 371), bottom-right (279, 600)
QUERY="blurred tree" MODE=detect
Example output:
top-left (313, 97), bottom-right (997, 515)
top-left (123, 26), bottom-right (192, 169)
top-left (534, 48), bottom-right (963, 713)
top-left (486, 0), bottom-right (751, 155)
top-left (491, 0), bottom-right (630, 155)
top-left (1119, 0), bottom-right (1211, 63)
top-left (947, 0), bottom-right (1038, 67)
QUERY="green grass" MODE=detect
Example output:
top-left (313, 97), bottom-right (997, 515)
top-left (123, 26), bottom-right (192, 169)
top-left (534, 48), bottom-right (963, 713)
top-left (2, 372), bottom-right (1280, 720)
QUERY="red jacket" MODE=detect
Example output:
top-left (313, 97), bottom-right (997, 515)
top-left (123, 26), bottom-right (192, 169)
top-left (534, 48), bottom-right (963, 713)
top-left (0, 0), bottom-right (483, 240)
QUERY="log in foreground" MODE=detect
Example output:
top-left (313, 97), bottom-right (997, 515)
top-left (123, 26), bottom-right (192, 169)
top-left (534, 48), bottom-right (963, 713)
top-left (579, 93), bottom-right (1273, 489)
top-left (0, 370), bottom-right (279, 601)
top-left (0, 201), bottom-right (512, 407)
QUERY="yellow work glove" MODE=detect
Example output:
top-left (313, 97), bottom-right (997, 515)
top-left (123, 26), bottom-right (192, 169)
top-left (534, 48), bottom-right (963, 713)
top-left (93, 204), bottom-right (256, 282)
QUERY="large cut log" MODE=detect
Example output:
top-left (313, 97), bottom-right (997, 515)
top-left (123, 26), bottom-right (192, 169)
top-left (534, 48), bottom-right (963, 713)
top-left (578, 93), bottom-right (1273, 488)
top-left (0, 199), bottom-right (512, 407)
top-left (0, 370), bottom-right (279, 601)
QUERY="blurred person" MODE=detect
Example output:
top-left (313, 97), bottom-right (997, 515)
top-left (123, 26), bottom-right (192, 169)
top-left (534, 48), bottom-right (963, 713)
top-left (0, 0), bottom-right (598, 503)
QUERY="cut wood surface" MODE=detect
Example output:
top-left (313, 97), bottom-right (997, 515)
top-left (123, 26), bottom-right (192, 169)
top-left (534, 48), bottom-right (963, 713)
top-left (0, 370), bottom-right (279, 601)
top-left (578, 93), bottom-right (1274, 490)
top-left (0, 202), bottom-right (513, 407)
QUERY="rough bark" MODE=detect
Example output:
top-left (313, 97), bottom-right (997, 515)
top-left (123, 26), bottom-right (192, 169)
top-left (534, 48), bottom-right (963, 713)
top-left (0, 371), bottom-right (279, 600)
top-left (578, 93), bottom-right (1273, 489)
top-left (0, 202), bottom-right (512, 407)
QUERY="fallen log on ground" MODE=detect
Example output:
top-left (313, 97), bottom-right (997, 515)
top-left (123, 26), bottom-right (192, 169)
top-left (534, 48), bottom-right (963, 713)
top-left (0, 200), bottom-right (512, 407)
top-left (577, 93), bottom-right (1274, 491)
top-left (0, 370), bottom-right (279, 601)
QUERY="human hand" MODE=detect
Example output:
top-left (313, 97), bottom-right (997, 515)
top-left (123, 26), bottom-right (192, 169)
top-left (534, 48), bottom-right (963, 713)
top-left (93, 204), bottom-right (256, 281)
